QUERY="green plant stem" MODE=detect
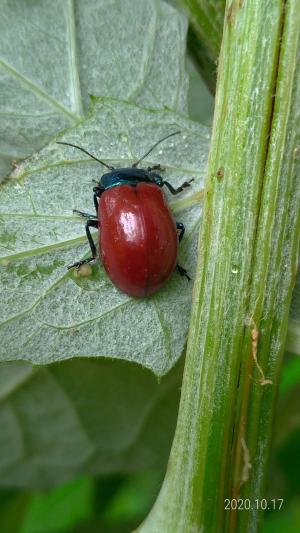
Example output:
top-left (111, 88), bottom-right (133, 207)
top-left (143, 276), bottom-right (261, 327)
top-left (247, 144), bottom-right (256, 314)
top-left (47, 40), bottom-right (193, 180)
top-left (138, 0), bottom-right (300, 531)
top-left (187, 25), bottom-right (218, 94)
top-left (179, 0), bottom-right (226, 91)
top-left (179, 0), bottom-right (225, 59)
top-left (228, 1), bottom-right (300, 530)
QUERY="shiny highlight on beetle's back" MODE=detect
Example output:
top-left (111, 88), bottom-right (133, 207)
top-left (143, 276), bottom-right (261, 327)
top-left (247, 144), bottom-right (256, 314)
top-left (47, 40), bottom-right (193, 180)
top-left (99, 183), bottom-right (178, 297)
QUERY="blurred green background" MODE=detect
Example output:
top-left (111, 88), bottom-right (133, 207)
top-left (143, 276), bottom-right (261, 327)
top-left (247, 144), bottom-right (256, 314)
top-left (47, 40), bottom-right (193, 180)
top-left (1, 355), bottom-right (299, 533)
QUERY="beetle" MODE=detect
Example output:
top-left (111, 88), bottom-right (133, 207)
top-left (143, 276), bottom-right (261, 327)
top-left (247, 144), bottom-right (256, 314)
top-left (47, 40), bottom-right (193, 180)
top-left (57, 131), bottom-right (192, 297)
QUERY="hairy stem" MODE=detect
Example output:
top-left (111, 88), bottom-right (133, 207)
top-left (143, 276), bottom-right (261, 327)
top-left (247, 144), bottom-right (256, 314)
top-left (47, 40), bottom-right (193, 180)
top-left (138, 0), bottom-right (300, 531)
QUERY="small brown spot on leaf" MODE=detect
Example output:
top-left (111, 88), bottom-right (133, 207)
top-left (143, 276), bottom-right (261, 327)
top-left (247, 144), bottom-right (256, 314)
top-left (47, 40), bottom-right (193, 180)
top-left (226, 0), bottom-right (244, 24)
top-left (217, 168), bottom-right (224, 180)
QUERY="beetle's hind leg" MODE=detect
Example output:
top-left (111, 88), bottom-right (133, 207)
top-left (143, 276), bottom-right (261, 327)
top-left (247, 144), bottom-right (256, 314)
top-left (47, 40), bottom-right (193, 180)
top-left (176, 222), bottom-right (191, 280)
top-left (176, 222), bottom-right (185, 242)
top-left (177, 264), bottom-right (191, 281)
top-left (67, 220), bottom-right (98, 270)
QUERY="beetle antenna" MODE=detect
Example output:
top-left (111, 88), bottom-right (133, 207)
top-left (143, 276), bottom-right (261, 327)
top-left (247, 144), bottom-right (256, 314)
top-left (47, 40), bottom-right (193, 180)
top-left (56, 142), bottom-right (114, 170)
top-left (132, 130), bottom-right (181, 168)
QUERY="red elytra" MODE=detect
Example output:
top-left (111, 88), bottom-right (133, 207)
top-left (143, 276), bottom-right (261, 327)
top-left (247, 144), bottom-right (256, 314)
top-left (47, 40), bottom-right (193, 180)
top-left (57, 130), bottom-right (192, 296)
top-left (99, 183), bottom-right (178, 297)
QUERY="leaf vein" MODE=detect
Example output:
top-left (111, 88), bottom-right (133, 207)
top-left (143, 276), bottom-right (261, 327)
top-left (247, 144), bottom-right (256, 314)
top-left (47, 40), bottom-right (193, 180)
top-left (0, 58), bottom-right (79, 122)
top-left (66, 0), bottom-right (84, 117)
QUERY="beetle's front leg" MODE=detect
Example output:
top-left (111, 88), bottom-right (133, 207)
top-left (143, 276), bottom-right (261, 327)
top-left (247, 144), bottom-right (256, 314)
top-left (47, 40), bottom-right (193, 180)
top-left (163, 178), bottom-right (194, 195)
top-left (67, 220), bottom-right (98, 270)
top-left (147, 164), bottom-right (165, 172)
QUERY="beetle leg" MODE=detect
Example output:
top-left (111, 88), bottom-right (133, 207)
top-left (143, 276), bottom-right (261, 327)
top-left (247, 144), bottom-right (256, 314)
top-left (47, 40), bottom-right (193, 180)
top-left (67, 220), bottom-right (98, 270)
top-left (147, 164), bottom-right (165, 172)
top-left (176, 223), bottom-right (190, 279)
top-left (176, 222), bottom-right (185, 242)
top-left (162, 178), bottom-right (194, 195)
top-left (73, 209), bottom-right (97, 219)
top-left (93, 193), bottom-right (99, 214)
top-left (93, 187), bottom-right (105, 214)
top-left (85, 220), bottom-right (98, 257)
top-left (177, 264), bottom-right (191, 281)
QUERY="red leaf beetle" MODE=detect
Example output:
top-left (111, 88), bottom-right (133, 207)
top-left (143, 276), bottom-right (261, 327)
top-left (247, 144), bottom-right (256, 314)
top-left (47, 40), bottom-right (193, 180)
top-left (57, 131), bottom-right (192, 297)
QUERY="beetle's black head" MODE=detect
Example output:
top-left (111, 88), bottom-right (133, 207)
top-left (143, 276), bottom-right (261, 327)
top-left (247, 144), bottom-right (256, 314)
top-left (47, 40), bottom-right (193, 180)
top-left (100, 167), bottom-right (155, 191)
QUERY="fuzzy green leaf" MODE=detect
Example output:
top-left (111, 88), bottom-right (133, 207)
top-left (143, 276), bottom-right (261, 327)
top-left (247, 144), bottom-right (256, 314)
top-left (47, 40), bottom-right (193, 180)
top-left (0, 98), bottom-right (210, 375)
top-left (0, 358), bottom-right (182, 490)
top-left (0, 0), bottom-right (188, 179)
